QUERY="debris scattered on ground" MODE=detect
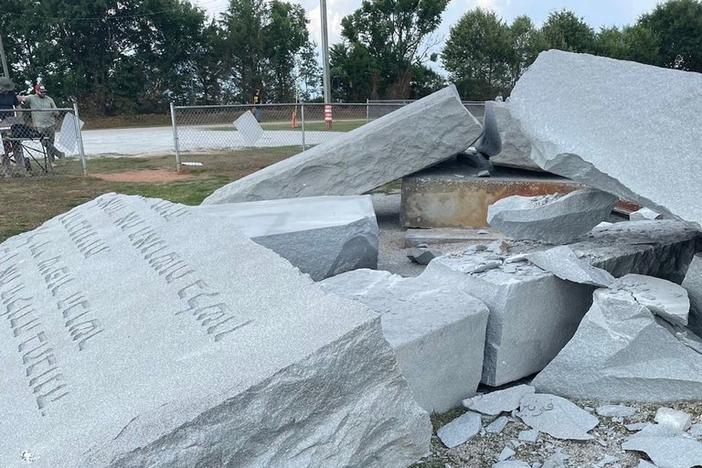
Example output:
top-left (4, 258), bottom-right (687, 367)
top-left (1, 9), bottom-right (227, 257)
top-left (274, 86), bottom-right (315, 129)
top-left (516, 394), bottom-right (599, 440)
top-left (464, 385), bottom-right (536, 416)
top-left (437, 411), bottom-right (483, 448)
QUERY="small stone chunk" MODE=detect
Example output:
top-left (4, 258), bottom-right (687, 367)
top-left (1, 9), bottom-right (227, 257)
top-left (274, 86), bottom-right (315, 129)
top-left (630, 207), bottom-right (661, 221)
top-left (623, 423), bottom-right (702, 468)
top-left (518, 429), bottom-right (539, 443)
top-left (493, 461), bottom-right (531, 468)
top-left (464, 385), bottom-right (536, 415)
top-left (541, 449), bottom-right (569, 468)
top-left (498, 447), bottom-right (516, 461)
top-left (689, 423), bottom-right (702, 438)
top-left (596, 405), bottom-right (637, 418)
top-left (486, 416), bottom-right (511, 434)
top-left (437, 411), bottom-right (483, 448)
top-left (406, 248), bottom-right (442, 265)
top-left (625, 423), bottom-right (652, 432)
top-left (517, 394), bottom-right (598, 440)
top-left (654, 407), bottom-right (692, 432)
top-left (526, 245), bottom-right (615, 287)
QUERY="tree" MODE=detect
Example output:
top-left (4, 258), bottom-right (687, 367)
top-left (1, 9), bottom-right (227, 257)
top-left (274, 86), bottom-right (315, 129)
top-left (508, 15), bottom-right (543, 86)
top-left (441, 8), bottom-right (512, 100)
top-left (335, 0), bottom-right (449, 99)
top-left (637, 0), bottom-right (702, 71)
top-left (594, 27), bottom-right (628, 60)
top-left (540, 9), bottom-right (595, 53)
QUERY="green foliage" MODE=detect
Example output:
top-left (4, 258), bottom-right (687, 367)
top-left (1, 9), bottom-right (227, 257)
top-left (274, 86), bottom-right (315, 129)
top-left (332, 0), bottom-right (449, 100)
top-left (540, 9), bottom-right (595, 53)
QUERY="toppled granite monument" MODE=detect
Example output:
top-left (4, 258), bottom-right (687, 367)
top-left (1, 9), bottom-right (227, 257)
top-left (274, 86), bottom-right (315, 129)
top-left (423, 220), bottom-right (699, 386)
top-left (533, 275), bottom-right (702, 402)
top-left (197, 195), bottom-right (378, 280)
top-left (487, 189), bottom-right (618, 244)
top-left (508, 50), bottom-right (702, 227)
top-left (203, 85), bottom-right (481, 204)
top-left (320, 268), bottom-right (489, 413)
top-left (0, 194), bottom-right (430, 468)
top-left (485, 100), bottom-right (540, 171)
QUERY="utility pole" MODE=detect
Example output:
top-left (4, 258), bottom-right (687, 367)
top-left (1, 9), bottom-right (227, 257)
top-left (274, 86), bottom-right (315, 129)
top-left (319, 0), bottom-right (332, 104)
top-left (0, 32), bottom-right (9, 78)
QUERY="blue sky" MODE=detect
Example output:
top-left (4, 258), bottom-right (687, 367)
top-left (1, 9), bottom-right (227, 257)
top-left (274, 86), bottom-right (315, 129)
top-left (195, 0), bottom-right (663, 69)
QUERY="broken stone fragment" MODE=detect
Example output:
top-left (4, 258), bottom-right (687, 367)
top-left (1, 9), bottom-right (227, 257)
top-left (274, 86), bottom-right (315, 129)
top-left (487, 188), bottom-right (617, 244)
top-left (654, 407), bottom-right (692, 432)
top-left (203, 85), bottom-right (482, 204)
top-left (486, 100), bottom-right (540, 171)
top-left (320, 268), bottom-right (488, 413)
top-left (613, 274), bottom-right (690, 327)
top-left (406, 248), bottom-right (442, 265)
top-left (623, 423), bottom-right (702, 468)
top-left (425, 220), bottom-right (699, 386)
top-left (526, 245), bottom-right (615, 287)
top-left (508, 50), bottom-right (702, 228)
top-left (0, 194), bottom-right (430, 468)
top-left (463, 385), bottom-right (535, 416)
top-left (493, 461), bottom-right (531, 468)
top-left (486, 416), bottom-right (511, 434)
top-left (595, 405), bottom-right (637, 418)
top-left (498, 446), bottom-right (516, 461)
top-left (437, 411), bottom-right (483, 448)
top-left (518, 429), bottom-right (539, 443)
top-left (683, 254), bottom-right (702, 336)
top-left (197, 195), bottom-right (379, 280)
top-left (630, 207), bottom-right (661, 221)
top-left (533, 281), bottom-right (702, 402)
top-left (516, 394), bottom-right (598, 440)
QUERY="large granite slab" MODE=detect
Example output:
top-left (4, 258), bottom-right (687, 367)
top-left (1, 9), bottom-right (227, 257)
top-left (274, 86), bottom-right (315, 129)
top-left (486, 101), bottom-right (540, 171)
top-left (0, 194), bottom-right (430, 467)
top-left (320, 269), bottom-right (489, 413)
top-left (197, 195), bottom-right (378, 280)
top-left (202, 85), bottom-right (482, 204)
top-left (533, 276), bottom-right (702, 402)
top-left (508, 50), bottom-right (702, 228)
top-left (422, 220), bottom-right (700, 386)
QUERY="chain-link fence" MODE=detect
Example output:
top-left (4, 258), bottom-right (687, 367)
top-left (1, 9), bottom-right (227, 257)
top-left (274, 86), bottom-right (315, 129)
top-left (0, 105), bottom-right (86, 178)
top-left (171, 101), bottom-right (488, 172)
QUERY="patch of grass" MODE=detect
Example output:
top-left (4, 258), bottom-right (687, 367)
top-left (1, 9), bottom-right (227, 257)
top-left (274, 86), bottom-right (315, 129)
top-left (0, 147), bottom-right (297, 243)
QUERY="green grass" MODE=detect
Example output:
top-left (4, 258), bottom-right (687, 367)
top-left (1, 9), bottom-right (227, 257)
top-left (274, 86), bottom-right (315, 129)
top-left (0, 147), bottom-right (297, 243)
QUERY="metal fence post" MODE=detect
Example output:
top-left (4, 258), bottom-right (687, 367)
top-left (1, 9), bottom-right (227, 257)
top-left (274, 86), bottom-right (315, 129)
top-left (300, 101), bottom-right (306, 151)
top-left (170, 102), bottom-right (181, 172)
top-left (366, 98), bottom-right (369, 123)
top-left (72, 102), bottom-right (87, 176)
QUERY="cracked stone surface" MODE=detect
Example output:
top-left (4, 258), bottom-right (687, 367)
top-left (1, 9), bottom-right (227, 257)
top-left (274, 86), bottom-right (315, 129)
top-left (508, 50), bottom-right (702, 228)
top-left (197, 195), bottom-right (378, 280)
top-left (203, 85), bottom-right (481, 204)
top-left (533, 278), bottom-right (702, 402)
top-left (320, 268), bottom-right (489, 413)
top-left (0, 194), bottom-right (430, 468)
top-left (423, 220), bottom-right (699, 386)
top-left (486, 100), bottom-right (540, 171)
top-left (487, 189), bottom-right (618, 244)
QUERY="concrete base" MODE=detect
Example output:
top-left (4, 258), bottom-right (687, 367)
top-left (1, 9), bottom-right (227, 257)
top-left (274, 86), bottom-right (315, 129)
top-left (401, 160), bottom-right (583, 229)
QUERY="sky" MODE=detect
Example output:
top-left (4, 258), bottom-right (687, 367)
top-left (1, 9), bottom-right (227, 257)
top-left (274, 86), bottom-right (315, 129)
top-left (194, 0), bottom-right (663, 70)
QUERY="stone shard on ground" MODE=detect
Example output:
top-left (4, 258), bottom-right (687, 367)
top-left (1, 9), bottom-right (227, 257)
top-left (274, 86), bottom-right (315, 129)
top-left (487, 100), bottom-right (540, 171)
top-left (406, 248), bottom-right (442, 265)
top-left (533, 277), bottom-right (702, 402)
top-left (516, 394), bottom-right (598, 440)
top-left (0, 194), bottom-right (430, 468)
top-left (595, 405), bottom-right (636, 418)
top-left (623, 424), bottom-right (702, 468)
top-left (437, 411), bottom-right (483, 448)
top-left (320, 268), bottom-right (488, 413)
top-left (486, 416), bottom-right (511, 434)
top-left (526, 245), bottom-right (615, 287)
top-left (463, 385), bottom-right (535, 416)
top-left (630, 207), bottom-right (661, 221)
top-left (487, 189), bottom-right (618, 244)
top-left (508, 50), bottom-right (702, 228)
top-left (203, 85), bottom-right (481, 204)
top-left (196, 195), bottom-right (378, 280)
top-left (654, 407), bottom-right (692, 432)
top-left (423, 220), bottom-right (699, 386)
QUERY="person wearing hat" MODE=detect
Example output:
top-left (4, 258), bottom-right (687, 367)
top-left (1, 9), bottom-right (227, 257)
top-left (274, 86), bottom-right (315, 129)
top-left (23, 83), bottom-right (64, 161)
top-left (0, 76), bottom-right (27, 175)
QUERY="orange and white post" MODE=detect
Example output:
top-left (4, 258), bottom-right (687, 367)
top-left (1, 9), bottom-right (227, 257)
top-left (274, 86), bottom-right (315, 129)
top-left (324, 104), bottom-right (333, 129)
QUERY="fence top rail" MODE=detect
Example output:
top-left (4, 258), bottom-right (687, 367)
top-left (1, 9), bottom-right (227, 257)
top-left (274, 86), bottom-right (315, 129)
top-left (0, 107), bottom-right (74, 112)
top-left (173, 101), bottom-right (461, 110)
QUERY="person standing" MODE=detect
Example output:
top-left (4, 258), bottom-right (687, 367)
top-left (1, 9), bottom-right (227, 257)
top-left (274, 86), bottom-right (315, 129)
top-left (0, 76), bottom-right (26, 175)
top-left (24, 83), bottom-right (64, 161)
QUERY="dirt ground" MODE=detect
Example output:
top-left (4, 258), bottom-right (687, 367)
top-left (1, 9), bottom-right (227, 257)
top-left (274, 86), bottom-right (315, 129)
top-left (90, 169), bottom-right (193, 182)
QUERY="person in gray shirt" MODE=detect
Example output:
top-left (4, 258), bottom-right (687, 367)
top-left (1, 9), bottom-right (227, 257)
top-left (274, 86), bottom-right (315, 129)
top-left (24, 83), bottom-right (65, 161)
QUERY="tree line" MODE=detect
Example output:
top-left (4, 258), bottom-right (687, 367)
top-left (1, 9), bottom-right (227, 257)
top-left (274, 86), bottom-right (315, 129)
top-left (2, 0), bottom-right (701, 115)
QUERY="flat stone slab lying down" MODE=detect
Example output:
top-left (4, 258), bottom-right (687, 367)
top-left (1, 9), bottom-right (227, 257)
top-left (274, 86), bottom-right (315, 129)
top-left (0, 194), bottom-right (430, 468)
top-left (508, 50), bottom-right (702, 227)
top-left (533, 275), bottom-right (702, 402)
top-left (202, 85), bottom-right (482, 204)
top-left (422, 220), bottom-right (700, 386)
top-left (196, 195), bottom-right (378, 280)
top-left (487, 189), bottom-right (618, 244)
top-left (320, 269), bottom-right (489, 413)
